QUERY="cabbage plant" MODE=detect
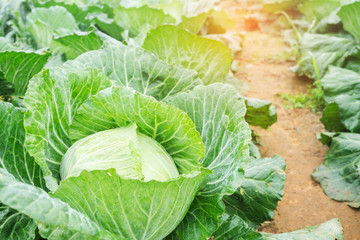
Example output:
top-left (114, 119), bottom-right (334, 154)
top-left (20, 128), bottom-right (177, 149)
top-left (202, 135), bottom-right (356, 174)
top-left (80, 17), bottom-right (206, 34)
top-left (0, 36), bottom-right (253, 238)
top-left (0, 81), bottom-right (212, 239)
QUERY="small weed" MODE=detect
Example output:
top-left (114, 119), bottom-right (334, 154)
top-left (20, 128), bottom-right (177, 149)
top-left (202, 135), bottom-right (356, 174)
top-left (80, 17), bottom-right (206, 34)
top-left (280, 79), bottom-right (325, 113)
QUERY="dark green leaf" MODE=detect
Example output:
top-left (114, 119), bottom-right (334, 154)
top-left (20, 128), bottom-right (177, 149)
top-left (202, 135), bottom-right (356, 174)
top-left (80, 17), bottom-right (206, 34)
top-left (52, 31), bottom-right (103, 60)
top-left (245, 98), bottom-right (277, 129)
top-left (313, 133), bottom-right (360, 208)
top-left (320, 102), bottom-right (346, 132)
top-left (0, 50), bottom-right (50, 95)
top-left (224, 155), bottom-right (286, 228)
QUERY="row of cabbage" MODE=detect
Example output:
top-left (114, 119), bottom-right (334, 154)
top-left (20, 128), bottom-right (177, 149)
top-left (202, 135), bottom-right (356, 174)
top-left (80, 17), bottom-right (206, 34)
top-left (289, 0), bottom-right (360, 208)
top-left (0, 0), bottom-right (343, 239)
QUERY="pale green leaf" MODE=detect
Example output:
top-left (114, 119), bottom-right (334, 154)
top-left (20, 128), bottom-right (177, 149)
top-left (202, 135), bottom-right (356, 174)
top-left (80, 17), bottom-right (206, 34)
top-left (143, 25), bottom-right (232, 84)
top-left (214, 215), bottom-right (343, 240)
top-left (0, 169), bottom-right (117, 240)
top-left (27, 6), bottom-right (77, 48)
top-left (298, 0), bottom-right (340, 21)
top-left (338, 2), bottom-right (360, 42)
top-left (0, 37), bottom-right (16, 51)
top-left (24, 69), bottom-right (111, 186)
top-left (113, 5), bottom-right (175, 41)
top-left (62, 43), bottom-right (202, 101)
top-left (292, 33), bottom-right (359, 79)
top-left (262, 218), bottom-right (343, 240)
top-left (53, 169), bottom-right (211, 240)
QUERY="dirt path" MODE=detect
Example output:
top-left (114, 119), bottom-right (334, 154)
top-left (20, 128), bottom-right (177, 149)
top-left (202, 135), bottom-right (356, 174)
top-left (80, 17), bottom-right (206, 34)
top-left (234, 28), bottom-right (360, 239)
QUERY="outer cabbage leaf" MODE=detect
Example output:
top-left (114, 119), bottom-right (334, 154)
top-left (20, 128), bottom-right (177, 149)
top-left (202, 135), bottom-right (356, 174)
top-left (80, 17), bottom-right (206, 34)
top-left (262, 0), bottom-right (302, 12)
top-left (32, 0), bottom-right (113, 27)
top-left (322, 95), bottom-right (360, 133)
top-left (292, 33), bottom-right (359, 79)
top-left (165, 84), bottom-right (251, 239)
top-left (223, 155), bottom-right (286, 229)
top-left (345, 57), bottom-right (360, 72)
top-left (249, 141), bottom-right (261, 160)
top-left (335, 95), bottom-right (360, 133)
top-left (0, 102), bottom-right (45, 187)
top-left (24, 69), bottom-right (111, 188)
top-left (166, 84), bottom-right (250, 196)
top-left (53, 169), bottom-right (211, 240)
top-left (82, 12), bottom-right (123, 41)
top-left (313, 133), bottom-right (360, 208)
top-left (164, 195), bottom-right (224, 240)
top-left (0, 37), bottom-right (16, 51)
top-left (116, 0), bottom-right (218, 21)
top-left (245, 98), bottom-right (277, 129)
top-left (0, 169), bottom-right (117, 240)
top-left (69, 86), bottom-right (205, 174)
top-left (198, 10), bottom-right (235, 35)
top-left (0, 0), bottom-right (26, 37)
top-left (262, 218), bottom-right (344, 240)
top-left (0, 204), bottom-right (37, 240)
top-left (0, 50), bottom-right (50, 95)
top-left (170, 0), bottom-right (218, 19)
top-left (320, 102), bottom-right (346, 132)
top-left (312, 10), bottom-right (342, 34)
top-left (113, 5), bottom-right (175, 42)
top-left (338, 2), bottom-right (360, 42)
top-left (27, 6), bottom-right (77, 48)
top-left (320, 66), bottom-right (360, 132)
top-left (0, 102), bottom-right (46, 239)
top-left (177, 12), bottom-right (208, 34)
top-left (317, 132), bottom-right (337, 146)
top-left (52, 31), bottom-right (103, 60)
top-left (204, 32), bottom-right (242, 57)
top-left (62, 43), bottom-right (202, 101)
top-left (298, 0), bottom-right (340, 21)
top-left (214, 215), bottom-right (343, 240)
top-left (213, 214), bottom-right (264, 240)
top-left (322, 66), bottom-right (360, 104)
top-left (143, 25), bottom-right (232, 84)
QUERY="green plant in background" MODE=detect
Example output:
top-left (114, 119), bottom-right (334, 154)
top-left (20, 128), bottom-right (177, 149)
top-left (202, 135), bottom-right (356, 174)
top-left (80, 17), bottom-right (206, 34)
top-left (281, 54), bottom-right (325, 113)
top-left (282, 0), bottom-right (360, 208)
top-left (281, 79), bottom-right (325, 113)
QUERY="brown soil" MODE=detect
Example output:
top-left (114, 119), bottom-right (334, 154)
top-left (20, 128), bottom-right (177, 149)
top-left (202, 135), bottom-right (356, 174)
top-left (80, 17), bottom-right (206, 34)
top-left (221, 2), bottom-right (360, 240)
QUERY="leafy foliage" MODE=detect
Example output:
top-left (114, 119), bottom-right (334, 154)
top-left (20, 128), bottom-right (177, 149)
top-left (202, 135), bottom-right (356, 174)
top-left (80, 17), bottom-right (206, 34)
top-left (0, 0), bottom-right (347, 239)
top-left (290, 0), bottom-right (360, 207)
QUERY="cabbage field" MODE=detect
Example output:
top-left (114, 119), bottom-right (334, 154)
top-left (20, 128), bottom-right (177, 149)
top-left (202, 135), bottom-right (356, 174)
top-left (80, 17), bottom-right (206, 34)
top-left (0, 0), bottom-right (358, 239)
